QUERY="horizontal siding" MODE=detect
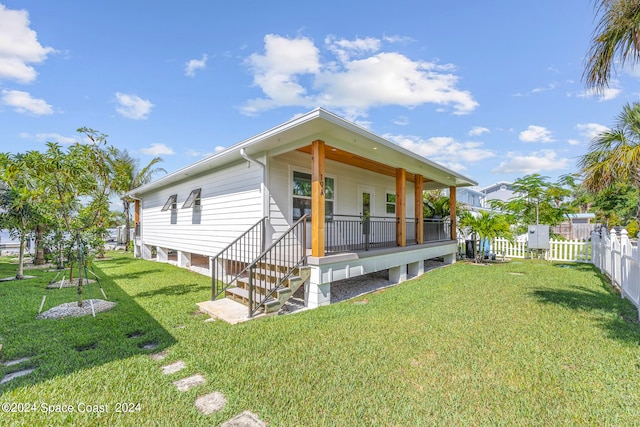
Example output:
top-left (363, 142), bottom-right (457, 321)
top-left (140, 161), bottom-right (263, 256)
top-left (268, 151), bottom-right (416, 234)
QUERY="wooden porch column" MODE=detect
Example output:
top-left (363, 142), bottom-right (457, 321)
top-left (396, 168), bottom-right (406, 247)
top-left (312, 140), bottom-right (326, 257)
top-left (134, 199), bottom-right (140, 235)
top-left (449, 186), bottom-right (457, 240)
top-left (415, 174), bottom-right (424, 244)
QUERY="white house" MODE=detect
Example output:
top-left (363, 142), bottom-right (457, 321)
top-left (480, 181), bottom-right (515, 205)
top-left (125, 108), bottom-right (477, 318)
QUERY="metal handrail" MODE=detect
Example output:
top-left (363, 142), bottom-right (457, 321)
top-left (247, 215), bottom-right (307, 317)
top-left (211, 217), bottom-right (266, 300)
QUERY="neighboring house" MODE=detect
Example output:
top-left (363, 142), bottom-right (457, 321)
top-left (125, 108), bottom-right (477, 316)
top-left (480, 181), bottom-right (515, 205)
top-left (443, 187), bottom-right (484, 211)
top-left (552, 213), bottom-right (597, 240)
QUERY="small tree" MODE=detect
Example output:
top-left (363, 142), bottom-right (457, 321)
top-left (459, 211), bottom-right (511, 263)
top-left (4, 131), bottom-right (114, 306)
top-left (489, 174), bottom-right (568, 235)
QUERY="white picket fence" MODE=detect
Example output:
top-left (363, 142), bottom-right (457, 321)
top-left (462, 237), bottom-right (592, 262)
top-left (591, 229), bottom-right (640, 317)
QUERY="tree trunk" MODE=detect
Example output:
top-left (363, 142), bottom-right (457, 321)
top-left (16, 233), bottom-right (25, 280)
top-left (34, 225), bottom-right (45, 265)
top-left (77, 241), bottom-right (83, 307)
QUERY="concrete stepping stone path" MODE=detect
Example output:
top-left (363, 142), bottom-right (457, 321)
top-left (173, 374), bottom-right (206, 391)
top-left (195, 392), bottom-right (227, 415)
top-left (222, 411), bottom-right (266, 427)
top-left (149, 350), bottom-right (168, 361)
top-left (0, 368), bottom-right (35, 385)
top-left (161, 360), bottom-right (186, 375)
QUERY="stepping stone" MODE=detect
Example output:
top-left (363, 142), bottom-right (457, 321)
top-left (0, 368), bottom-right (35, 385)
top-left (149, 351), bottom-right (168, 361)
top-left (161, 360), bottom-right (186, 375)
top-left (222, 411), bottom-right (266, 427)
top-left (195, 392), bottom-right (227, 415)
top-left (2, 357), bottom-right (30, 367)
top-left (173, 374), bottom-right (205, 391)
top-left (204, 318), bottom-right (216, 323)
top-left (140, 342), bottom-right (158, 350)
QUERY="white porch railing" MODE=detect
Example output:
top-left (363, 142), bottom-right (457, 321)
top-left (591, 229), bottom-right (640, 318)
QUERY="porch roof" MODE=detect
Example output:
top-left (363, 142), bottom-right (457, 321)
top-left (126, 108), bottom-right (477, 197)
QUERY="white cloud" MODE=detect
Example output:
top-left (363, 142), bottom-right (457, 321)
top-left (492, 149), bottom-right (570, 174)
top-left (325, 35), bottom-right (381, 62)
top-left (0, 4), bottom-right (55, 83)
top-left (578, 81), bottom-right (621, 101)
top-left (185, 54), bottom-right (208, 77)
top-left (531, 82), bottom-right (558, 93)
top-left (242, 34), bottom-right (478, 118)
top-left (35, 132), bottom-right (75, 144)
top-left (385, 133), bottom-right (495, 169)
top-left (567, 139), bottom-right (581, 146)
top-left (115, 92), bottom-right (154, 119)
top-left (519, 125), bottom-right (554, 143)
top-left (185, 146), bottom-right (224, 157)
top-left (393, 115), bottom-right (409, 126)
top-left (576, 122), bottom-right (609, 141)
top-left (140, 143), bottom-right (174, 156)
top-left (1, 89), bottom-right (52, 115)
top-left (469, 126), bottom-right (490, 136)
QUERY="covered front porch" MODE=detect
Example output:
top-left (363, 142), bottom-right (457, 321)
top-left (283, 139), bottom-right (461, 308)
top-left (280, 139), bottom-right (460, 256)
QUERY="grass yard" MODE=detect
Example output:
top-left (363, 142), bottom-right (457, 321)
top-left (1, 252), bottom-right (640, 426)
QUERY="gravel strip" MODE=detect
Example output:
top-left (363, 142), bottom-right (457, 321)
top-left (279, 259), bottom-right (446, 315)
top-left (36, 299), bottom-right (116, 319)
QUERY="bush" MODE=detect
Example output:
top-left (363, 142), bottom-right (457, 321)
top-left (626, 220), bottom-right (638, 238)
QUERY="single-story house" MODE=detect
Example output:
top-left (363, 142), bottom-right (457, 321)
top-left (125, 108), bottom-right (477, 317)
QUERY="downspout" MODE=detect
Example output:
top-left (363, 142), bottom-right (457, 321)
top-left (240, 148), bottom-right (268, 219)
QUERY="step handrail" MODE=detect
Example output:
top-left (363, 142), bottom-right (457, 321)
top-left (211, 217), bottom-right (267, 300)
top-left (247, 215), bottom-right (307, 317)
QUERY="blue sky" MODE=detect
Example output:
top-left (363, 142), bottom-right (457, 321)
top-left (0, 1), bottom-right (637, 189)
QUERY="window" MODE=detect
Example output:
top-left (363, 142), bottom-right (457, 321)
top-left (161, 194), bottom-right (177, 211)
top-left (292, 171), bottom-right (334, 220)
top-left (182, 188), bottom-right (201, 209)
top-left (386, 193), bottom-right (396, 214)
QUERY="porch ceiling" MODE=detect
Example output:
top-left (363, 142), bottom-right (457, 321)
top-left (296, 145), bottom-right (432, 184)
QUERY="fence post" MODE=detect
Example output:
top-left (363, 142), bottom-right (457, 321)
top-left (620, 229), bottom-right (629, 299)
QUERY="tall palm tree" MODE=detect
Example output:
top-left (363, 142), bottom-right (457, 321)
top-left (578, 102), bottom-right (640, 225)
top-left (584, 0), bottom-right (640, 90)
top-left (109, 150), bottom-right (165, 251)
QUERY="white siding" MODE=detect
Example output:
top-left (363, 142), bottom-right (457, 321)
top-left (268, 151), bottom-right (416, 235)
top-left (139, 161), bottom-right (263, 256)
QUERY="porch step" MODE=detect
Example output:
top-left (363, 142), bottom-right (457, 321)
top-left (225, 287), bottom-right (283, 313)
top-left (224, 266), bottom-right (310, 315)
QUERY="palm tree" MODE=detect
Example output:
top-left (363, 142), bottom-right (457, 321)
top-left (459, 211), bottom-right (511, 263)
top-left (578, 102), bottom-right (640, 225)
top-left (584, 0), bottom-right (640, 90)
top-left (109, 150), bottom-right (165, 251)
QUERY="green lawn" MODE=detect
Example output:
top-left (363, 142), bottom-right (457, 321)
top-left (1, 253), bottom-right (640, 426)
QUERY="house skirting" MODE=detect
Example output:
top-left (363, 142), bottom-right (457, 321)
top-left (305, 241), bottom-right (457, 308)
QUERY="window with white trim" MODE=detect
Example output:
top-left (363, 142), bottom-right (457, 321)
top-left (182, 188), bottom-right (201, 209)
top-left (386, 193), bottom-right (396, 214)
top-left (292, 171), bottom-right (334, 220)
top-left (162, 194), bottom-right (177, 211)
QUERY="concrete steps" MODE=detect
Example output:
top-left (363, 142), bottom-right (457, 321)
top-left (224, 264), bottom-right (310, 314)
